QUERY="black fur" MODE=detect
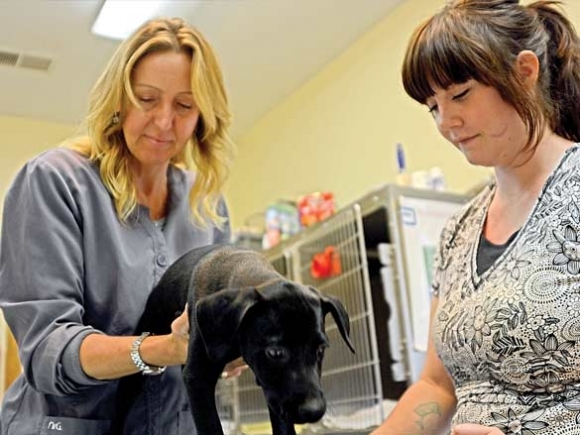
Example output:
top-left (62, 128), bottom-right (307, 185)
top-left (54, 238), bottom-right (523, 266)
top-left (112, 244), bottom-right (355, 435)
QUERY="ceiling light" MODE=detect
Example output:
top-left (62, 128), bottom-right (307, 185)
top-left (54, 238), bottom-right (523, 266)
top-left (92, 0), bottom-right (162, 41)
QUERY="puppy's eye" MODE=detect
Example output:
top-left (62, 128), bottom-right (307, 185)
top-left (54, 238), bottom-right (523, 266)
top-left (316, 344), bottom-right (327, 360)
top-left (265, 347), bottom-right (287, 361)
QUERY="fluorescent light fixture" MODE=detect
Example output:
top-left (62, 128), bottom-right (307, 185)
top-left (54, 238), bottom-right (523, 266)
top-left (92, 0), bottom-right (162, 41)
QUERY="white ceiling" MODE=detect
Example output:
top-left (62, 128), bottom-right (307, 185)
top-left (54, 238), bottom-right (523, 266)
top-left (0, 0), bottom-right (404, 138)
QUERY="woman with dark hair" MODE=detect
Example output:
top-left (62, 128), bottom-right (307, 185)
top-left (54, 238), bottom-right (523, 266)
top-left (0, 17), bottom-right (236, 434)
top-left (373, 1), bottom-right (580, 434)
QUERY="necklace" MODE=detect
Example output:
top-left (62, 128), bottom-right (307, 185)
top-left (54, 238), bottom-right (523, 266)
top-left (153, 217), bottom-right (166, 230)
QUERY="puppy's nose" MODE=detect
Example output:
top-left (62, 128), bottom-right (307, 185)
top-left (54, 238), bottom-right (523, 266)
top-left (296, 397), bottom-right (326, 423)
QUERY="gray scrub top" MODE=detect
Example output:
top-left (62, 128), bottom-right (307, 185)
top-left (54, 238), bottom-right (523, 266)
top-left (0, 148), bottom-right (231, 434)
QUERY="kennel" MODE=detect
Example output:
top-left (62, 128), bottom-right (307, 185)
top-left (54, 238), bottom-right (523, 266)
top-left (217, 183), bottom-right (470, 434)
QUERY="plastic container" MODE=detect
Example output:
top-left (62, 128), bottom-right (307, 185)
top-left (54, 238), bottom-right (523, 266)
top-left (395, 143), bottom-right (411, 186)
top-left (429, 167), bottom-right (446, 191)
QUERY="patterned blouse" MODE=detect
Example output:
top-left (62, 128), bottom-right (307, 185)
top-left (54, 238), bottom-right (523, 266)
top-left (433, 144), bottom-right (580, 434)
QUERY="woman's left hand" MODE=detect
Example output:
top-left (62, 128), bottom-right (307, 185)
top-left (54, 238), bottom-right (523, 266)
top-left (222, 357), bottom-right (249, 378)
top-left (452, 424), bottom-right (505, 435)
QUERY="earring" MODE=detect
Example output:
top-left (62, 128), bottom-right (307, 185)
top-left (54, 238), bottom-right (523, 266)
top-left (112, 111), bottom-right (120, 125)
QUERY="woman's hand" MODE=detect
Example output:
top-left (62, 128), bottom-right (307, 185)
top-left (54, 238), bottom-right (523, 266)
top-left (169, 305), bottom-right (190, 365)
top-left (170, 304), bottom-right (248, 375)
top-left (222, 357), bottom-right (249, 378)
top-left (452, 424), bottom-right (505, 435)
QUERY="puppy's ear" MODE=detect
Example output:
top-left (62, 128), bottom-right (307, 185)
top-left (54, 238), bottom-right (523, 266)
top-left (195, 287), bottom-right (260, 361)
top-left (310, 287), bottom-right (355, 354)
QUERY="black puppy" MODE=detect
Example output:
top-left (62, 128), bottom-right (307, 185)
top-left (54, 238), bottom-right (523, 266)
top-left (113, 244), bottom-right (355, 435)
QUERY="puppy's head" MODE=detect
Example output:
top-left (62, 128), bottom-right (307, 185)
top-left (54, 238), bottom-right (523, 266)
top-left (195, 280), bottom-right (354, 424)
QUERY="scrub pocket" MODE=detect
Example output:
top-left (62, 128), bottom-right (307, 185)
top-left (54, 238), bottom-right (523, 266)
top-left (41, 416), bottom-right (110, 435)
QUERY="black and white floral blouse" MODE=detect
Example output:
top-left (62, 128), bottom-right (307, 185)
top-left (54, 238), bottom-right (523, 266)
top-left (433, 144), bottom-right (580, 434)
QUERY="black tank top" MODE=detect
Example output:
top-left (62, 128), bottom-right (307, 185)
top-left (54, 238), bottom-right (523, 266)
top-left (476, 230), bottom-right (519, 276)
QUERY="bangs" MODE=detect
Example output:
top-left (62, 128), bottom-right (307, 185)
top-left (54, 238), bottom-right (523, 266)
top-left (402, 15), bottom-right (488, 104)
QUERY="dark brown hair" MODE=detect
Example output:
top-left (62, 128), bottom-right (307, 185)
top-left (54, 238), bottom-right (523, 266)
top-left (402, 0), bottom-right (580, 150)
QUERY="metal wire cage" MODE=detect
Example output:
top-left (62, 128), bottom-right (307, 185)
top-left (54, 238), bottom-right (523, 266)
top-left (294, 205), bottom-right (384, 432)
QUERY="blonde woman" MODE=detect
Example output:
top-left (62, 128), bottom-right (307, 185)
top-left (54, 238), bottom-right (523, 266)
top-left (0, 18), bottom-right (235, 434)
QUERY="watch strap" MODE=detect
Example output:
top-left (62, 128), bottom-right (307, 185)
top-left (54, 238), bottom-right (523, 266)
top-left (130, 332), bottom-right (167, 376)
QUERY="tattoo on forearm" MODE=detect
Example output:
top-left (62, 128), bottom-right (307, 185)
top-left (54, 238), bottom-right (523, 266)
top-left (414, 402), bottom-right (442, 432)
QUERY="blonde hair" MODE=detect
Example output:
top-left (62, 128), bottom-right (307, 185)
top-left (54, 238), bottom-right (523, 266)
top-left (69, 17), bottom-right (235, 227)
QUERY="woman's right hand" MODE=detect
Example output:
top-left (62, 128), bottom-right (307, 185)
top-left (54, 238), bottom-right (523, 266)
top-left (452, 424), bottom-right (504, 435)
top-left (169, 307), bottom-right (248, 375)
top-left (169, 305), bottom-right (190, 365)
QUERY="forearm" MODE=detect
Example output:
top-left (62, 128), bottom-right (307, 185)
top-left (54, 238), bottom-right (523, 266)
top-left (372, 378), bottom-right (457, 435)
top-left (79, 333), bottom-right (186, 380)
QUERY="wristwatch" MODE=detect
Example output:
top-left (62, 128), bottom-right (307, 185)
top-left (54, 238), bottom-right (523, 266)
top-left (130, 332), bottom-right (167, 376)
